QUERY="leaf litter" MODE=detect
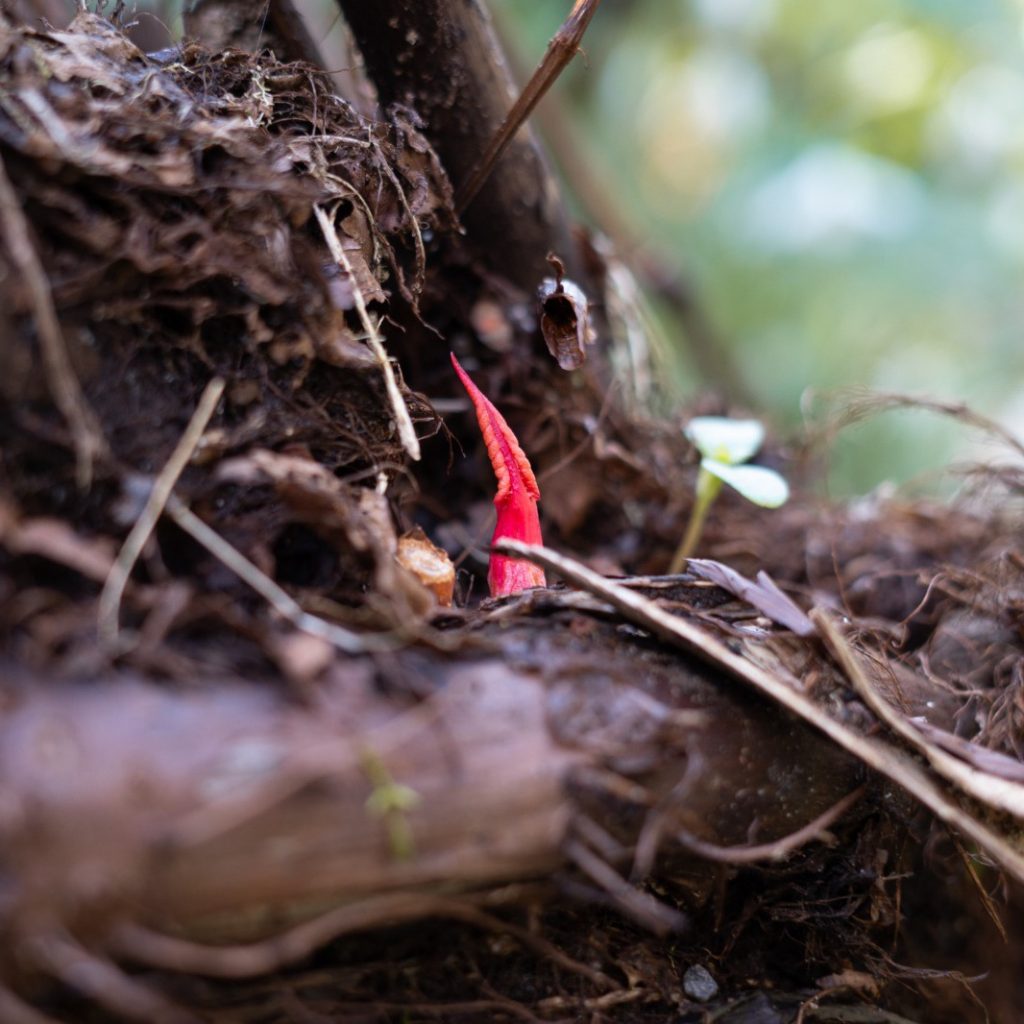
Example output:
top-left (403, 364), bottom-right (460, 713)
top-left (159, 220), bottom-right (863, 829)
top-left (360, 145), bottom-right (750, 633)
top-left (0, 9), bottom-right (1023, 1024)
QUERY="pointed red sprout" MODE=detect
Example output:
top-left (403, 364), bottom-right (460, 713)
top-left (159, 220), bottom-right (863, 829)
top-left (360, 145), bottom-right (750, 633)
top-left (450, 352), bottom-right (546, 597)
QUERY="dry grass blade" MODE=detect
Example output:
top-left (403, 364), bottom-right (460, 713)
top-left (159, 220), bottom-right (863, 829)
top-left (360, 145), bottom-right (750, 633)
top-left (0, 150), bottom-right (107, 487)
top-left (98, 377), bottom-right (225, 650)
top-left (813, 610), bottom-right (1024, 820)
top-left (813, 388), bottom-right (1024, 462)
top-left (314, 203), bottom-right (421, 461)
top-left (166, 498), bottom-right (400, 654)
top-left (456, 0), bottom-right (601, 215)
top-left (496, 539), bottom-right (1024, 884)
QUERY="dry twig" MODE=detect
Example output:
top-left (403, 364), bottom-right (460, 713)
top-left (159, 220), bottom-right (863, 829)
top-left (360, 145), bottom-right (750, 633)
top-left (314, 203), bottom-right (421, 460)
top-left (456, 0), bottom-right (601, 215)
top-left (98, 377), bottom-right (225, 649)
top-left (0, 150), bottom-right (107, 486)
top-left (166, 498), bottom-right (399, 654)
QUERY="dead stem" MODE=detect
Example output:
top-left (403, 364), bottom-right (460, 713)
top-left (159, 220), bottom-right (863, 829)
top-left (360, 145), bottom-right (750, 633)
top-left (166, 497), bottom-right (401, 654)
top-left (0, 151), bottom-right (107, 487)
top-left (456, 0), bottom-right (601, 216)
top-left (565, 838), bottom-right (687, 935)
top-left (674, 785), bottom-right (867, 865)
top-left (98, 377), bottom-right (225, 650)
top-left (314, 202), bottom-right (421, 461)
top-left (813, 608), bottom-right (1024, 820)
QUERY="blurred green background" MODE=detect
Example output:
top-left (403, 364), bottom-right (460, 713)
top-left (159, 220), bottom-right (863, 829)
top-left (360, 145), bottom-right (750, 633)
top-left (495, 0), bottom-right (1024, 496)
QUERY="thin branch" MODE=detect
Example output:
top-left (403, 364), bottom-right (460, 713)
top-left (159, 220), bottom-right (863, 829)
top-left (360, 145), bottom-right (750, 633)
top-left (0, 150), bottom-right (107, 487)
top-left (456, 0), bottom-right (601, 216)
top-left (314, 203), bottom-right (420, 461)
top-left (565, 837), bottom-right (688, 936)
top-left (98, 377), bottom-right (225, 650)
top-left (674, 785), bottom-right (866, 865)
top-left (337, 0), bottom-right (582, 289)
top-left (491, 10), bottom-right (752, 403)
top-left (166, 498), bottom-right (400, 654)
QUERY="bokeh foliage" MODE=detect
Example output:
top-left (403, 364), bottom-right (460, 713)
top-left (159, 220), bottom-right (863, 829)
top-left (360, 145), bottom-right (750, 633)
top-left (497, 0), bottom-right (1024, 494)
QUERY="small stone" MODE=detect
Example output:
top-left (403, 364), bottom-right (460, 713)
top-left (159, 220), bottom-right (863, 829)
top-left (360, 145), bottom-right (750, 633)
top-left (683, 964), bottom-right (718, 1003)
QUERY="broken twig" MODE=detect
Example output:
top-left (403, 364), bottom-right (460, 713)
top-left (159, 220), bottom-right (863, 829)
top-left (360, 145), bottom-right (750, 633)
top-left (98, 377), bottom-right (225, 649)
top-left (495, 539), bottom-right (1024, 884)
top-left (456, 0), bottom-right (601, 216)
top-left (314, 203), bottom-right (421, 461)
top-left (0, 150), bottom-right (107, 487)
top-left (166, 497), bottom-right (400, 654)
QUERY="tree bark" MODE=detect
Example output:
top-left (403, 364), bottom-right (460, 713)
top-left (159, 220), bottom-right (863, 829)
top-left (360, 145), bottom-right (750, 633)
top-left (337, 0), bottom-right (579, 294)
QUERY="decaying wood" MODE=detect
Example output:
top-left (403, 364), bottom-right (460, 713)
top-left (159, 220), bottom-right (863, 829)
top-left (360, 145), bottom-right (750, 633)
top-left (0, 615), bottom-right (857, 973)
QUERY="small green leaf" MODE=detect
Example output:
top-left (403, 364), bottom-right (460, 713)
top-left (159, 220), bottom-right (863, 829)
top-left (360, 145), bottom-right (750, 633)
top-left (366, 781), bottom-right (421, 817)
top-left (701, 459), bottom-right (790, 508)
top-left (685, 417), bottom-right (765, 465)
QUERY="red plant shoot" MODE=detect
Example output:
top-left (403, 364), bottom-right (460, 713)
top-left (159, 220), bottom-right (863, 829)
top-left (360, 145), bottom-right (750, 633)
top-left (450, 352), bottom-right (546, 597)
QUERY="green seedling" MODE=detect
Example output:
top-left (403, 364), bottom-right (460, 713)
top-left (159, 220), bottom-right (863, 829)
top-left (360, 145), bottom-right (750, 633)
top-left (668, 416), bottom-right (789, 574)
top-left (361, 748), bottom-right (421, 861)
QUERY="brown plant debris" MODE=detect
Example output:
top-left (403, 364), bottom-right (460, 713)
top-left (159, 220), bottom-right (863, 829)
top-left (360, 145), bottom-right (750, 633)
top-left (1, 9), bottom-right (1024, 1024)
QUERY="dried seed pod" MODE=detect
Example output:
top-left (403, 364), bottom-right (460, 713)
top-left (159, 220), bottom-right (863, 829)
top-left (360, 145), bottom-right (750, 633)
top-left (538, 253), bottom-right (595, 370)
